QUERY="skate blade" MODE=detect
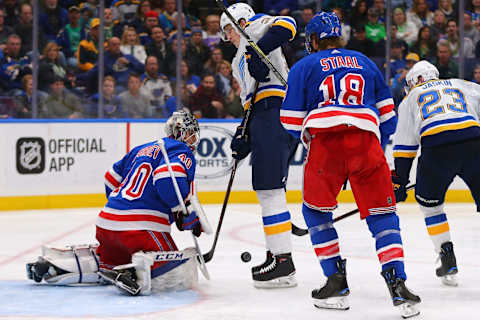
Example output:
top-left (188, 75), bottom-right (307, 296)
top-left (253, 274), bottom-right (297, 289)
top-left (98, 271), bottom-right (141, 296)
top-left (398, 303), bottom-right (420, 319)
top-left (313, 296), bottom-right (349, 310)
top-left (441, 274), bottom-right (458, 287)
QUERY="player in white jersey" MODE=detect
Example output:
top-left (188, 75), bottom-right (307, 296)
top-left (220, 3), bottom-right (299, 288)
top-left (26, 110), bottom-right (209, 295)
top-left (392, 60), bottom-right (480, 286)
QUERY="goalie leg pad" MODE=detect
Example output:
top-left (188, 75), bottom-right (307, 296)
top-left (26, 244), bottom-right (101, 285)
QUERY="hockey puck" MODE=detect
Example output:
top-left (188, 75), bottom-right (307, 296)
top-left (241, 251), bottom-right (251, 263)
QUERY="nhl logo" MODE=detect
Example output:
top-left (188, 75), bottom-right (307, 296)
top-left (16, 137), bottom-right (45, 174)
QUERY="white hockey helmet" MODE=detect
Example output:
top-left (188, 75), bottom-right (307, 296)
top-left (405, 60), bottom-right (440, 92)
top-left (220, 2), bottom-right (255, 41)
top-left (165, 109), bottom-right (200, 151)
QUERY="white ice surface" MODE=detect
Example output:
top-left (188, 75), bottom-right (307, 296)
top-left (1, 203), bottom-right (479, 319)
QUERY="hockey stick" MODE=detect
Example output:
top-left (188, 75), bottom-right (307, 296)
top-left (291, 184), bottom-right (417, 235)
top-left (216, 0), bottom-right (287, 86)
top-left (157, 139), bottom-right (210, 280)
top-left (202, 82), bottom-right (260, 264)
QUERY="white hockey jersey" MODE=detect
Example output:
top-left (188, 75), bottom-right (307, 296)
top-left (231, 14), bottom-right (296, 110)
top-left (393, 79), bottom-right (480, 159)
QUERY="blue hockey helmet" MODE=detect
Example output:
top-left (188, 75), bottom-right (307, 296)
top-left (305, 12), bottom-right (342, 54)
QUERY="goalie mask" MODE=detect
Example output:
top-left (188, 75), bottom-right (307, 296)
top-left (165, 110), bottom-right (200, 151)
top-left (405, 60), bottom-right (439, 93)
top-left (220, 2), bottom-right (255, 41)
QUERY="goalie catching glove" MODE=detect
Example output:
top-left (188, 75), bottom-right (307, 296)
top-left (174, 201), bottom-right (202, 237)
top-left (391, 171), bottom-right (408, 203)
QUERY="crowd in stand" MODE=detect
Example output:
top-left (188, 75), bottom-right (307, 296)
top-left (0, 0), bottom-right (478, 119)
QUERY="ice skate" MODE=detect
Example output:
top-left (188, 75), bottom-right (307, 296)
top-left (252, 251), bottom-right (297, 288)
top-left (98, 268), bottom-right (140, 296)
top-left (312, 259), bottom-right (350, 310)
top-left (436, 241), bottom-right (458, 286)
top-left (381, 268), bottom-right (421, 319)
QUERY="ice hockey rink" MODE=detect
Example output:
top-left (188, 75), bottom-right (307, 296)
top-left (1, 202), bottom-right (479, 320)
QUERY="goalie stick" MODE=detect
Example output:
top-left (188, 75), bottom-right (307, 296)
top-left (291, 184), bottom-right (417, 236)
top-left (216, 0), bottom-right (287, 86)
top-left (157, 139), bottom-right (210, 280)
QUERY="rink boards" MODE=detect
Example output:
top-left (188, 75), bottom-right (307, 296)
top-left (0, 119), bottom-right (474, 210)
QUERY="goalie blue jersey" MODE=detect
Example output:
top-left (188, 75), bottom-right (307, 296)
top-left (280, 48), bottom-right (396, 148)
top-left (96, 137), bottom-right (196, 233)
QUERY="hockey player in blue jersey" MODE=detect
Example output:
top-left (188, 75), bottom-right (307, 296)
top-left (392, 60), bottom-right (480, 287)
top-left (220, 3), bottom-right (299, 288)
top-left (26, 110), bottom-right (208, 295)
top-left (280, 12), bottom-right (421, 318)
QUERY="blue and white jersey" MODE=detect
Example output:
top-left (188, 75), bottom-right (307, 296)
top-left (231, 14), bottom-right (296, 110)
top-left (280, 48), bottom-right (396, 148)
top-left (393, 79), bottom-right (480, 159)
top-left (98, 138), bottom-right (196, 233)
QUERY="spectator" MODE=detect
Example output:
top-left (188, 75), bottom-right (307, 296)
top-left (215, 60), bottom-right (232, 97)
top-left (0, 34), bottom-right (31, 94)
top-left (0, 8), bottom-right (13, 50)
top-left (473, 64), bottom-right (480, 84)
top-left (158, 0), bottom-right (177, 33)
top-left (103, 8), bottom-right (116, 41)
top-left (464, 13), bottom-right (480, 45)
top-left (141, 56), bottom-right (172, 117)
top-left (389, 40), bottom-right (407, 80)
top-left (1, 0), bottom-right (19, 27)
top-left (204, 47), bottom-right (227, 74)
top-left (145, 26), bottom-right (171, 75)
top-left (391, 52), bottom-right (420, 106)
top-left (202, 14), bottom-right (222, 51)
top-left (41, 78), bottom-right (83, 119)
top-left (410, 26), bottom-right (437, 60)
top-left (390, 24), bottom-right (409, 56)
top-left (179, 60), bottom-right (200, 95)
top-left (291, 6), bottom-right (314, 62)
top-left (130, 0), bottom-right (152, 31)
top-left (430, 9), bottom-right (447, 41)
top-left (0, 96), bottom-right (15, 118)
top-left (137, 10), bottom-right (160, 45)
top-left (79, 5), bottom-right (94, 31)
top-left (39, 0), bottom-right (69, 42)
top-left (38, 42), bottom-right (67, 92)
top-left (13, 74), bottom-right (47, 119)
top-left (224, 77), bottom-right (243, 118)
top-left (365, 8), bottom-right (386, 44)
top-left (188, 73), bottom-right (225, 119)
top-left (57, 6), bottom-right (86, 68)
top-left (443, 19), bottom-right (475, 58)
top-left (186, 27), bottom-right (210, 76)
top-left (77, 18), bottom-right (100, 72)
top-left (120, 27), bottom-right (147, 63)
top-left (111, 0), bottom-right (140, 25)
top-left (372, 0), bottom-right (387, 23)
top-left (165, 37), bottom-right (187, 77)
top-left (438, 0), bottom-right (456, 20)
top-left (164, 82), bottom-right (190, 116)
top-left (346, 25), bottom-right (376, 57)
top-left (119, 73), bottom-right (151, 118)
top-left (87, 76), bottom-right (125, 118)
top-left (467, 0), bottom-right (480, 25)
top-left (80, 0), bottom-right (100, 18)
top-left (15, 3), bottom-right (47, 56)
top-left (349, 0), bottom-right (368, 31)
top-left (393, 7), bottom-right (418, 45)
top-left (431, 39), bottom-right (458, 79)
top-left (263, 0), bottom-right (298, 16)
top-left (407, 0), bottom-right (434, 31)
top-left (332, 7), bottom-right (351, 44)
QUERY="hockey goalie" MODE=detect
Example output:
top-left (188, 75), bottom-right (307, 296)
top-left (26, 110), bottom-right (212, 295)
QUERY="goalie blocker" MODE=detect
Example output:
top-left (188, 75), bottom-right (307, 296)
top-left (26, 245), bottom-right (199, 295)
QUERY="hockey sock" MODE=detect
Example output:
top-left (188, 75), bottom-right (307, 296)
top-left (303, 204), bottom-right (341, 277)
top-left (419, 204), bottom-right (451, 253)
top-left (256, 189), bottom-right (292, 255)
top-left (366, 213), bottom-right (406, 280)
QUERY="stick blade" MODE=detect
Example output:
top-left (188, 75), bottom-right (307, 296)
top-left (291, 224), bottom-right (308, 236)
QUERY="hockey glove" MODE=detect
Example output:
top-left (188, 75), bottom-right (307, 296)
top-left (391, 170), bottom-right (408, 203)
top-left (230, 125), bottom-right (251, 160)
top-left (174, 205), bottom-right (202, 237)
top-left (245, 46), bottom-right (270, 82)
